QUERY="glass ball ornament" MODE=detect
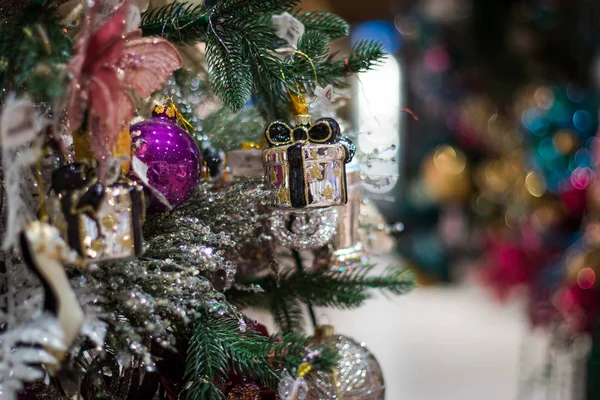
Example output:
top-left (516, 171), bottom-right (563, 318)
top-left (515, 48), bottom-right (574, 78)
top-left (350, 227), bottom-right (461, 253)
top-left (307, 325), bottom-right (385, 400)
top-left (268, 208), bottom-right (339, 250)
top-left (131, 104), bottom-right (202, 211)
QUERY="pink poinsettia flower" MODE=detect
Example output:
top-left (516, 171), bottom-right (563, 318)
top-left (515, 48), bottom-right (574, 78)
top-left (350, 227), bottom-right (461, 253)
top-left (67, 2), bottom-right (182, 171)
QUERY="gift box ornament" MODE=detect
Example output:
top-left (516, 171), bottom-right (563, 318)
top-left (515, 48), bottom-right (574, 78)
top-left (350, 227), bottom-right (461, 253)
top-left (51, 163), bottom-right (145, 262)
top-left (263, 114), bottom-right (355, 209)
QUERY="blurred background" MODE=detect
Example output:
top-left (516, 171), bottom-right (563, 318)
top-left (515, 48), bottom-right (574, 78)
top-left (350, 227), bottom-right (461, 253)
top-left (257, 0), bottom-right (600, 399)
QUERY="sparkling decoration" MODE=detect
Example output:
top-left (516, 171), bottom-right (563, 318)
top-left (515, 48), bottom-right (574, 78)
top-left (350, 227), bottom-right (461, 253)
top-left (227, 384), bottom-right (261, 399)
top-left (263, 114), bottom-right (355, 209)
top-left (71, 179), bottom-right (268, 367)
top-left (51, 163), bottom-right (145, 263)
top-left (278, 367), bottom-right (310, 400)
top-left (131, 103), bottom-right (202, 210)
top-left (307, 325), bottom-right (385, 400)
top-left (269, 208), bottom-right (339, 250)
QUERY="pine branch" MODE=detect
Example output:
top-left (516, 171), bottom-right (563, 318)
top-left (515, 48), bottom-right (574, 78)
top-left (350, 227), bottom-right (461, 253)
top-left (215, 0), bottom-right (301, 17)
top-left (0, 3), bottom-right (72, 103)
top-left (271, 296), bottom-right (306, 333)
top-left (140, 2), bottom-right (209, 44)
top-left (344, 39), bottom-right (388, 74)
top-left (141, 2), bottom-right (385, 116)
top-left (297, 30), bottom-right (330, 60)
top-left (205, 26), bottom-right (252, 110)
top-left (140, 0), bottom-right (299, 45)
top-left (273, 332), bottom-right (339, 372)
top-left (228, 264), bottom-right (415, 312)
top-left (184, 314), bottom-right (337, 399)
top-left (295, 11), bottom-right (349, 40)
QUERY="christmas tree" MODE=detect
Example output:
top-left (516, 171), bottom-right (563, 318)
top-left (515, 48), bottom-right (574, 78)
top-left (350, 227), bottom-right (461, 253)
top-left (0, 0), bottom-right (413, 399)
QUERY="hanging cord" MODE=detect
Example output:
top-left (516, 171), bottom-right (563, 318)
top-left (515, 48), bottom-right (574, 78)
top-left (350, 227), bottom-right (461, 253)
top-left (291, 249), bottom-right (318, 328)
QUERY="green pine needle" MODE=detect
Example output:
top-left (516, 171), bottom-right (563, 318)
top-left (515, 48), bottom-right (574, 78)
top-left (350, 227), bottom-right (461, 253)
top-left (215, 0), bottom-right (301, 17)
top-left (295, 11), bottom-right (349, 40)
top-left (271, 296), bottom-right (306, 333)
top-left (0, 4), bottom-right (72, 103)
top-left (184, 314), bottom-right (338, 399)
top-left (228, 265), bottom-right (415, 330)
top-left (140, 1), bottom-right (386, 117)
top-left (205, 27), bottom-right (253, 110)
top-left (345, 39), bottom-right (388, 73)
top-left (141, 2), bottom-right (209, 44)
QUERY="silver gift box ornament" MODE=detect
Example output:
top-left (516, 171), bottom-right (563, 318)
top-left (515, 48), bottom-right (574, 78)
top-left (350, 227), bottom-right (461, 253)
top-left (262, 115), bottom-right (355, 209)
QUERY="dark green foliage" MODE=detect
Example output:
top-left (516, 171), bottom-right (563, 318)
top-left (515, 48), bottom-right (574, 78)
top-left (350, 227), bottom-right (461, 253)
top-left (206, 27), bottom-right (253, 111)
top-left (141, 1), bottom-right (386, 118)
top-left (140, 0), bottom-right (299, 46)
top-left (295, 11), bottom-right (349, 40)
top-left (344, 40), bottom-right (388, 75)
top-left (214, 0), bottom-right (300, 17)
top-left (228, 265), bottom-right (415, 332)
top-left (271, 296), bottom-right (306, 334)
top-left (306, 39), bottom-right (387, 88)
top-left (140, 2), bottom-right (209, 44)
top-left (185, 314), bottom-right (338, 400)
top-left (0, 2), bottom-right (72, 103)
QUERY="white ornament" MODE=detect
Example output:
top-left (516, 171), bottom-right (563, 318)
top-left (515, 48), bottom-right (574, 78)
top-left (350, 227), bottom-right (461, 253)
top-left (0, 94), bottom-right (45, 250)
top-left (272, 12), bottom-right (305, 49)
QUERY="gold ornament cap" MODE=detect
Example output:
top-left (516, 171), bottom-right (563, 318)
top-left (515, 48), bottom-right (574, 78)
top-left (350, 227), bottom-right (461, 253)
top-left (295, 114), bottom-right (312, 127)
top-left (314, 324), bottom-right (335, 339)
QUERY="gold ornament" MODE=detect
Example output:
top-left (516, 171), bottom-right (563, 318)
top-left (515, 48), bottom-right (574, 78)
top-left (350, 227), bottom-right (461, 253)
top-left (262, 96), bottom-right (354, 209)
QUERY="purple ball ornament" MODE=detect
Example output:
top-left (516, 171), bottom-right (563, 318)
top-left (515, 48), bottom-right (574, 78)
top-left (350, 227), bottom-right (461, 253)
top-left (131, 104), bottom-right (201, 211)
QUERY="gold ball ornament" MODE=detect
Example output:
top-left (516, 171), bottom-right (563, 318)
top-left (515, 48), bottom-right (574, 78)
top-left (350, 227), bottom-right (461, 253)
top-left (306, 325), bottom-right (385, 400)
top-left (422, 145), bottom-right (471, 203)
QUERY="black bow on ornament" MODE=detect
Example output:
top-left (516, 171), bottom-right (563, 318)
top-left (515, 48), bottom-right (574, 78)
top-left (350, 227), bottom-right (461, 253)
top-left (265, 117), bottom-right (355, 161)
top-left (264, 117), bottom-right (355, 208)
